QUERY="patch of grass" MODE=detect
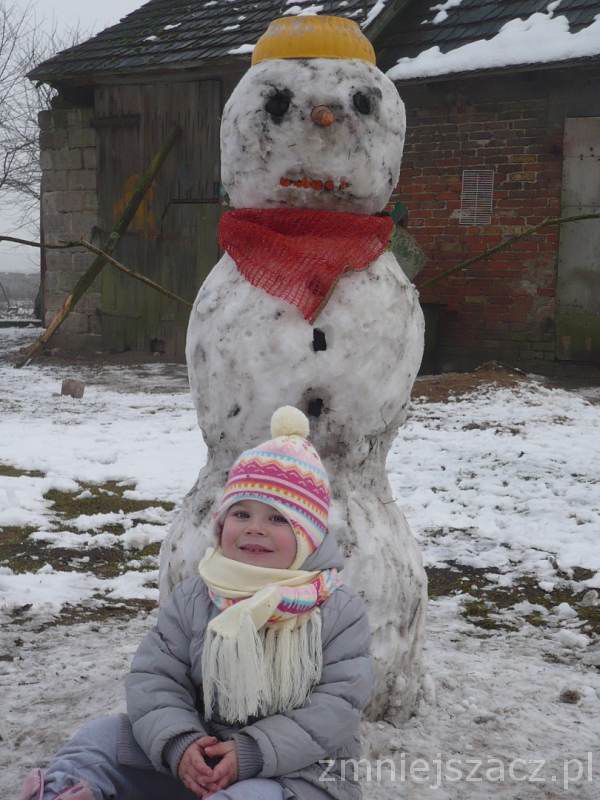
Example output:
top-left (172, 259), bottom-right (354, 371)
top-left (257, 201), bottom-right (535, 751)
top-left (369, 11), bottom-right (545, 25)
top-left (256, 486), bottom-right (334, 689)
top-left (461, 421), bottom-right (522, 436)
top-left (0, 463), bottom-right (45, 478)
top-left (525, 610), bottom-right (547, 627)
top-left (579, 605), bottom-right (600, 634)
top-left (463, 599), bottom-right (489, 618)
top-left (0, 525), bottom-right (161, 577)
top-left (570, 566), bottom-right (596, 582)
top-left (471, 616), bottom-right (519, 632)
top-left (136, 543), bottom-right (161, 559)
top-left (429, 564), bottom-right (600, 637)
top-left (461, 597), bottom-right (519, 632)
top-left (25, 597), bottom-right (158, 632)
top-left (426, 561), bottom-right (496, 599)
top-left (44, 480), bottom-right (174, 519)
top-left (427, 558), bottom-right (600, 637)
top-left (0, 526), bottom-right (38, 567)
top-left (486, 577), bottom-right (584, 613)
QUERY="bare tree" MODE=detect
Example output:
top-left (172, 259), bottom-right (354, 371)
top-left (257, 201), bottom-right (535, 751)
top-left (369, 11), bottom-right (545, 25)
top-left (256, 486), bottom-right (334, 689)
top-left (0, 1), bottom-right (87, 227)
top-left (0, 3), bottom-right (31, 199)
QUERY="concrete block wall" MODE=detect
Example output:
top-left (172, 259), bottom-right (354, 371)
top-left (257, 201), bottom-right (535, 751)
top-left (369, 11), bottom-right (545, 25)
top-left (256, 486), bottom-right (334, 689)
top-left (39, 107), bottom-right (101, 349)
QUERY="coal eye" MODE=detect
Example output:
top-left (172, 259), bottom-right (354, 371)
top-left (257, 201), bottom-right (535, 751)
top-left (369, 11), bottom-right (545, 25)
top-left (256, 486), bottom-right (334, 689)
top-left (265, 90), bottom-right (291, 118)
top-left (353, 92), bottom-right (371, 115)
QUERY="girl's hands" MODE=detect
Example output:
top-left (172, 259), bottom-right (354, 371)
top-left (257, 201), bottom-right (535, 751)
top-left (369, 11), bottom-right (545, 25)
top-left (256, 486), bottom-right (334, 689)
top-left (178, 735), bottom-right (219, 797)
top-left (200, 740), bottom-right (239, 796)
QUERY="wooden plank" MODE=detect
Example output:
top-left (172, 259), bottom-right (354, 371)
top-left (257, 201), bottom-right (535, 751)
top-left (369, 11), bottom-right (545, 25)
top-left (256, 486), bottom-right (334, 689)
top-left (97, 78), bottom-right (222, 357)
top-left (91, 114), bottom-right (140, 129)
top-left (14, 126), bottom-right (181, 366)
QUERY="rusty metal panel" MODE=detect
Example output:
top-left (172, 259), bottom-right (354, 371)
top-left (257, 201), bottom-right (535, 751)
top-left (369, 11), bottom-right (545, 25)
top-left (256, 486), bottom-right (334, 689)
top-left (95, 80), bottom-right (222, 357)
top-left (556, 117), bottom-right (600, 363)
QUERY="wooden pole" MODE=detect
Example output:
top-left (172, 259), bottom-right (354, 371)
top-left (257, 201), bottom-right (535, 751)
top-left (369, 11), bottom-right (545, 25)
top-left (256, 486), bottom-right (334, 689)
top-left (78, 239), bottom-right (193, 309)
top-left (13, 126), bottom-right (181, 367)
top-left (0, 235), bottom-right (192, 309)
top-left (417, 212), bottom-right (600, 290)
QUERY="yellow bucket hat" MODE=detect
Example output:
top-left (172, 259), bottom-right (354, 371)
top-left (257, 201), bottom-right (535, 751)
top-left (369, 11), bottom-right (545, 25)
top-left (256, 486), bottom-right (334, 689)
top-left (251, 15), bottom-right (376, 66)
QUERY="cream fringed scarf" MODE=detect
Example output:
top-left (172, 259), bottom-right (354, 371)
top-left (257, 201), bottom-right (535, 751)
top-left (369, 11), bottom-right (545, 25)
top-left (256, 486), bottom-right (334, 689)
top-left (198, 546), bottom-right (341, 725)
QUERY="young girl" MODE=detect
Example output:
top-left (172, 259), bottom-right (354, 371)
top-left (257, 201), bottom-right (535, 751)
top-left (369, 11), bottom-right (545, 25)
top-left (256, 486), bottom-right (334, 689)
top-left (19, 406), bottom-right (374, 800)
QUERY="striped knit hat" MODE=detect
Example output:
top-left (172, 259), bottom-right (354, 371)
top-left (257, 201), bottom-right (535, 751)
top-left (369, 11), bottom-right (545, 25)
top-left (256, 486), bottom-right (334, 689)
top-left (215, 406), bottom-right (330, 568)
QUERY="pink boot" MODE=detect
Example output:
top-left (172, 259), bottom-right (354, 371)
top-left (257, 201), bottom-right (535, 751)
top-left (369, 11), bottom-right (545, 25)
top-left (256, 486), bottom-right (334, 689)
top-left (18, 770), bottom-right (95, 800)
top-left (19, 770), bottom-right (43, 800)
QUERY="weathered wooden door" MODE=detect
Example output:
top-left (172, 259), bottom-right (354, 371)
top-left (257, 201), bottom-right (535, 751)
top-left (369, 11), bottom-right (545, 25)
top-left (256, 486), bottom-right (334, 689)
top-left (95, 80), bottom-right (222, 358)
top-left (556, 117), bottom-right (600, 363)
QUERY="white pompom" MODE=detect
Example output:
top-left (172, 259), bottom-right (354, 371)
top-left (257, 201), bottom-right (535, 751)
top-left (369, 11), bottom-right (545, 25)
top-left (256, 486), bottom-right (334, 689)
top-left (271, 406), bottom-right (310, 439)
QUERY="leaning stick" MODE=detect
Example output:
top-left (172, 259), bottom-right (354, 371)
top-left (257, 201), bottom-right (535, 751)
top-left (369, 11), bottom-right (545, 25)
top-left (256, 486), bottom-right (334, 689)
top-left (417, 212), bottom-right (600, 290)
top-left (0, 235), bottom-right (192, 309)
top-left (12, 126), bottom-right (182, 367)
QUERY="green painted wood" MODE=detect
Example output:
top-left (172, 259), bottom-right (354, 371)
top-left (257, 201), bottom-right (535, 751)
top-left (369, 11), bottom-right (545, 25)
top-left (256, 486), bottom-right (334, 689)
top-left (97, 79), bottom-right (222, 357)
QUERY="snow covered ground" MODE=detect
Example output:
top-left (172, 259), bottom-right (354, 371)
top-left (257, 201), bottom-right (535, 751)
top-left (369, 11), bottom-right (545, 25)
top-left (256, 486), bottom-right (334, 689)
top-left (1, 326), bottom-right (599, 798)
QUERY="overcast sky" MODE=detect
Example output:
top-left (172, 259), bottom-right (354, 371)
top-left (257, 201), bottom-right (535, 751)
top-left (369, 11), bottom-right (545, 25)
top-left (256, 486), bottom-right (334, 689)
top-left (0, 0), bottom-right (143, 274)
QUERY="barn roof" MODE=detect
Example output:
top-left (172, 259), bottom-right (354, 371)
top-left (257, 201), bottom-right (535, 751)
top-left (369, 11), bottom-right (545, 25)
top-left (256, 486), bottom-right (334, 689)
top-left (379, 0), bottom-right (600, 81)
top-left (28, 0), bottom-right (400, 84)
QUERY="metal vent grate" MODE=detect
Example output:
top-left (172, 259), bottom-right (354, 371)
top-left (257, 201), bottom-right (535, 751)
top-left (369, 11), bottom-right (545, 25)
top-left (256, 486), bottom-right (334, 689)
top-left (460, 169), bottom-right (494, 225)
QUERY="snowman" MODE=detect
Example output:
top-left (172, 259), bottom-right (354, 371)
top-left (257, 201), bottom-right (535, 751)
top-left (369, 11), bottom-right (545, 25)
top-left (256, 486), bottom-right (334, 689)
top-left (160, 15), bottom-right (427, 724)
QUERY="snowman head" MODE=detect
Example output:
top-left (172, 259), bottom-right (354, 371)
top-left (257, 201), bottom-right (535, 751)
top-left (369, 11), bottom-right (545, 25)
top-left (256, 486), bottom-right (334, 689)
top-left (221, 16), bottom-right (406, 215)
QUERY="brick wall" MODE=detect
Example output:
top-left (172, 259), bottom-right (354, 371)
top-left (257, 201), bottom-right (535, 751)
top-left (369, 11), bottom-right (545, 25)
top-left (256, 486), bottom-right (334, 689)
top-left (39, 107), bottom-right (101, 349)
top-left (396, 83), bottom-right (564, 371)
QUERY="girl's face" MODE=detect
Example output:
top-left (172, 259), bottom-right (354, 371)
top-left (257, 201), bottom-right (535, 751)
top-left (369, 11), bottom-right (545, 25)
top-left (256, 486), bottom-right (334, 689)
top-left (220, 499), bottom-right (297, 569)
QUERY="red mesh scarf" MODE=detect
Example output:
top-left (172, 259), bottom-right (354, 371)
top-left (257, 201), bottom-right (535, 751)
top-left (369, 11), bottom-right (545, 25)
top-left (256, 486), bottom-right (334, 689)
top-left (218, 208), bottom-right (393, 323)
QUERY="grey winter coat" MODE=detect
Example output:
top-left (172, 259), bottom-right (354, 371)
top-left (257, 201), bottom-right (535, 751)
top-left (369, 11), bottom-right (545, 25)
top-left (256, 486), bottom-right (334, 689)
top-left (122, 533), bottom-right (374, 800)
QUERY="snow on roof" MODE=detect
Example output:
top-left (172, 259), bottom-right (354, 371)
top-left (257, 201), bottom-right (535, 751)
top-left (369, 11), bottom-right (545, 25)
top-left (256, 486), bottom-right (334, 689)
top-left (284, 3), bottom-right (326, 14)
top-left (29, 0), bottom-right (389, 83)
top-left (427, 0), bottom-right (465, 26)
top-left (386, 1), bottom-right (600, 80)
top-left (361, 0), bottom-right (389, 29)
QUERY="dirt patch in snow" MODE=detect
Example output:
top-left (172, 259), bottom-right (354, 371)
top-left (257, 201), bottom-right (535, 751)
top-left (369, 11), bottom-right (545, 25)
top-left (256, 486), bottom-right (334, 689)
top-left (0, 464), bottom-right (45, 478)
top-left (413, 362), bottom-right (528, 403)
top-left (1, 598), bottom-right (158, 641)
top-left (426, 561), bottom-right (600, 639)
top-left (45, 481), bottom-right (174, 519)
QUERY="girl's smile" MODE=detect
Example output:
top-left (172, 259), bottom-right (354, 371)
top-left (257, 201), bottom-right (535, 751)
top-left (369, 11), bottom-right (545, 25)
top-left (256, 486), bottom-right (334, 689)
top-left (220, 499), bottom-right (298, 569)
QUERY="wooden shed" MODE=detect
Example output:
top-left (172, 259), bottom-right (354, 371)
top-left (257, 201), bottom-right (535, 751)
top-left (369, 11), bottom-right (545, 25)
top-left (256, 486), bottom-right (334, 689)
top-left (31, 0), bottom-right (600, 372)
top-left (29, 0), bottom-right (396, 358)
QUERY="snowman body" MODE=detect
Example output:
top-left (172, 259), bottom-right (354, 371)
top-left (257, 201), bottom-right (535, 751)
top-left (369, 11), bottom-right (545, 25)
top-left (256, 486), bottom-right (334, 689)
top-left (160, 53), bottom-right (427, 723)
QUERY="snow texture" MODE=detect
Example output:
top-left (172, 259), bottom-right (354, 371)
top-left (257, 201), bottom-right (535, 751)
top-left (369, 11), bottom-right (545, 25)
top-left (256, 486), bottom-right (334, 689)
top-left (0, 328), bottom-right (202, 617)
top-left (2, 327), bottom-right (600, 796)
top-left (169, 249), bottom-right (426, 722)
top-left (228, 43), bottom-right (255, 54)
top-left (361, 0), bottom-right (388, 29)
top-left (430, 0), bottom-right (464, 26)
top-left (220, 59), bottom-right (406, 216)
top-left (162, 56), bottom-right (427, 722)
top-left (387, 9), bottom-right (600, 80)
top-left (284, 4), bottom-right (325, 15)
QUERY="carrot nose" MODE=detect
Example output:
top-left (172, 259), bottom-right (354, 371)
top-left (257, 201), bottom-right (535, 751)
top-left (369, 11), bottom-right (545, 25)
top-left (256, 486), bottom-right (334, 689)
top-left (311, 106), bottom-right (335, 127)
